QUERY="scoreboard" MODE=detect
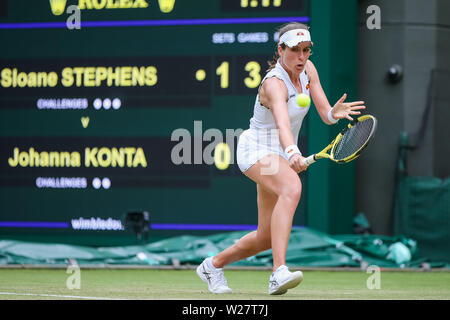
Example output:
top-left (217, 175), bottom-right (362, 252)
top-left (0, 0), bottom-right (313, 244)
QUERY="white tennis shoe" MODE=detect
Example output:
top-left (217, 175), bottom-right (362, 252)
top-left (196, 257), bottom-right (232, 294)
top-left (268, 265), bottom-right (303, 295)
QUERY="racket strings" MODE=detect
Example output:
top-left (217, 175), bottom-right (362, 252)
top-left (333, 119), bottom-right (374, 160)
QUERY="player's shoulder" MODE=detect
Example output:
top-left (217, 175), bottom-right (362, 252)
top-left (262, 75), bottom-right (287, 92)
top-left (305, 60), bottom-right (318, 80)
top-left (305, 60), bottom-right (317, 74)
top-left (260, 75), bottom-right (288, 102)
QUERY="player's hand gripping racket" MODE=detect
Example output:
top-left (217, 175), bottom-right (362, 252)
top-left (301, 115), bottom-right (377, 166)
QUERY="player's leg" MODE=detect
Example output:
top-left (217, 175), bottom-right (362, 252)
top-left (244, 154), bottom-right (301, 272)
top-left (244, 154), bottom-right (303, 295)
top-left (196, 155), bottom-right (279, 294)
top-left (211, 182), bottom-right (277, 268)
top-left (197, 183), bottom-right (276, 294)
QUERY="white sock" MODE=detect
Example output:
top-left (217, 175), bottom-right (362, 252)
top-left (274, 265), bottom-right (288, 274)
top-left (206, 257), bottom-right (221, 271)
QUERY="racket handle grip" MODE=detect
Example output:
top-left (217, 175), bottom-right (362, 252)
top-left (301, 155), bottom-right (316, 166)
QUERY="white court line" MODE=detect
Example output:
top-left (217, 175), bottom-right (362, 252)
top-left (0, 292), bottom-right (127, 300)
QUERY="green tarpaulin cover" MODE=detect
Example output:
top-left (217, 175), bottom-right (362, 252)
top-left (1, 228), bottom-right (447, 268)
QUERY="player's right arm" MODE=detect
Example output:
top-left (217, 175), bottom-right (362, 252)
top-left (259, 77), bottom-right (308, 173)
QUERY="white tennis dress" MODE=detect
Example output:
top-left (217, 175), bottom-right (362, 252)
top-left (236, 60), bottom-right (311, 173)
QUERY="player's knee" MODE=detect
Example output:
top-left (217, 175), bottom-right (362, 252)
top-left (257, 233), bottom-right (272, 250)
top-left (279, 178), bottom-right (301, 205)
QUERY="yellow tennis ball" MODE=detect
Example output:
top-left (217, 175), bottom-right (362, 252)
top-left (296, 93), bottom-right (311, 108)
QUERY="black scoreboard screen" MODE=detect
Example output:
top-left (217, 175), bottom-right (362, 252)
top-left (0, 0), bottom-right (310, 242)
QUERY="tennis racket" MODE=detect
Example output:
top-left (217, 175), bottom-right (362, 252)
top-left (301, 114), bottom-right (377, 166)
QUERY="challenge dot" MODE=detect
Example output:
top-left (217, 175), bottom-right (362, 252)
top-left (103, 98), bottom-right (112, 109)
top-left (112, 98), bottom-right (121, 110)
top-left (102, 177), bottom-right (111, 189)
top-left (93, 98), bottom-right (102, 110)
top-left (92, 177), bottom-right (101, 189)
top-left (195, 69), bottom-right (206, 81)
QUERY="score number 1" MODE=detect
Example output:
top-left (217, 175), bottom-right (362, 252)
top-left (216, 60), bottom-right (262, 89)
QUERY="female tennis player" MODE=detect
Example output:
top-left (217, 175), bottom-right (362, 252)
top-left (197, 22), bottom-right (365, 295)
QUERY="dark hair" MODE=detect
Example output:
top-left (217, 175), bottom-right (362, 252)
top-left (267, 22), bottom-right (311, 71)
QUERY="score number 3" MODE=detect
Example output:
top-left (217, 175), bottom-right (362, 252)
top-left (216, 60), bottom-right (261, 89)
top-left (244, 61), bottom-right (261, 89)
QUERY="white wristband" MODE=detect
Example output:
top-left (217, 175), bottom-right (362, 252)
top-left (284, 145), bottom-right (301, 160)
top-left (327, 108), bottom-right (339, 124)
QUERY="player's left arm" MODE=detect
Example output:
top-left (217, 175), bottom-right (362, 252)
top-left (305, 60), bottom-right (366, 124)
